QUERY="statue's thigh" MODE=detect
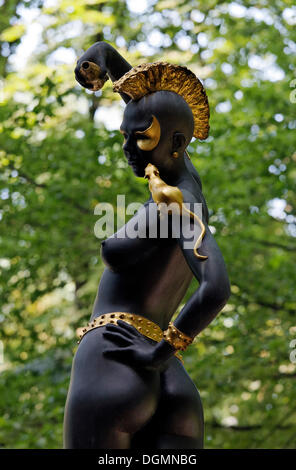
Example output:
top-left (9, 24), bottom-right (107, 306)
top-left (64, 336), bottom-right (160, 448)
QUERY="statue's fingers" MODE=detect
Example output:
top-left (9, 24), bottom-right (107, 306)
top-left (117, 320), bottom-right (142, 336)
top-left (103, 331), bottom-right (133, 346)
top-left (105, 323), bottom-right (134, 339)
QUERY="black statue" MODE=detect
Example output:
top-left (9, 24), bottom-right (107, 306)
top-left (63, 41), bottom-right (230, 449)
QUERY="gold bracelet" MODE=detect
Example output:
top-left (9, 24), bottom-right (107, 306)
top-left (163, 322), bottom-right (193, 351)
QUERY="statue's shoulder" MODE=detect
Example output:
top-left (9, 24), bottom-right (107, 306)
top-left (179, 185), bottom-right (209, 224)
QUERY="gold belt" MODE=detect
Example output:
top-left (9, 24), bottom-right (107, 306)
top-left (77, 312), bottom-right (183, 362)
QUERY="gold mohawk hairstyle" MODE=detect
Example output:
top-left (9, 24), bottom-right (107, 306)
top-left (113, 62), bottom-right (210, 140)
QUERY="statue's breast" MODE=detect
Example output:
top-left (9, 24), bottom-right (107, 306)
top-left (100, 202), bottom-right (160, 272)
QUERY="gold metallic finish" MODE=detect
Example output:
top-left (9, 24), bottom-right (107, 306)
top-left (78, 312), bottom-right (162, 343)
top-left (120, 115), bottom-right (161, 151)
top-left (135, 115), bottom-right (161, 151)
top-left (79, 61), bottom-right (108, 91)
top-left (163, 322), bottom-right (193, 351)
top-left (113, 62), bottom-right (210, 140)
top-left (145, 163), bottom-right (208, 260)
top-left (172, 151), bottom-right (179, 159)
top-left (77, 312), bottom-right (184, 362)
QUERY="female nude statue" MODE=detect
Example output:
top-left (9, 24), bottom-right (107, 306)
top-left (63, 41), bottom-right (231, 449)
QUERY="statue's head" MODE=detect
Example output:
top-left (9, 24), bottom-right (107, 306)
top-left (120, 90), bottom-right (194, 177)
top-left (114, 62), bottom-right (209, 177)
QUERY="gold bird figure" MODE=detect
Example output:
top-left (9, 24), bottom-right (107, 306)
top-left (144, 163), bottom-right (207, 260)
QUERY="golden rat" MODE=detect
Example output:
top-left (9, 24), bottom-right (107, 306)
top-left (145, 163), bottom-right (207, 260)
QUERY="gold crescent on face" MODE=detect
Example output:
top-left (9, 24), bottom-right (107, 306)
top-left (135, 115), bottom-right (161, 151)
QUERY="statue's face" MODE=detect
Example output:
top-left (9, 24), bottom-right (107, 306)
top-left (120, 100), bottom-right (172, 177)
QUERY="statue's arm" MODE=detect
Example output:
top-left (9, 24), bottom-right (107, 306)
top-left (174, 220), bottom-right (231, 338)
top-left (150, 205), bottom-right (230, 365)
top-left (75, 41), bottom-right (132, 103)
top-left (133, 192), bottom-right (230, 368)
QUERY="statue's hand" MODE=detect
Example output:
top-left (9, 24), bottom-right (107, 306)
top-left (75, 42), bottom-right (109, 91)
top-left (102, 320), bottom-right (175, 371)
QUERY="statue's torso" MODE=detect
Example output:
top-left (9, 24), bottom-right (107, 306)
top-left (92, 200), bottom-right (194, 329)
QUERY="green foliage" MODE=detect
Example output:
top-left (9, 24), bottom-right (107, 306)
top-left (0, 0), bottom-right (295, 449)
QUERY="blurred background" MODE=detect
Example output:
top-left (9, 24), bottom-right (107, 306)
top-left (0, 0), bottom-right (295, 449)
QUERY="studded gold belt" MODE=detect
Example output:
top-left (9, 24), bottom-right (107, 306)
top-left (77, 312), bottom-right (183, 362)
